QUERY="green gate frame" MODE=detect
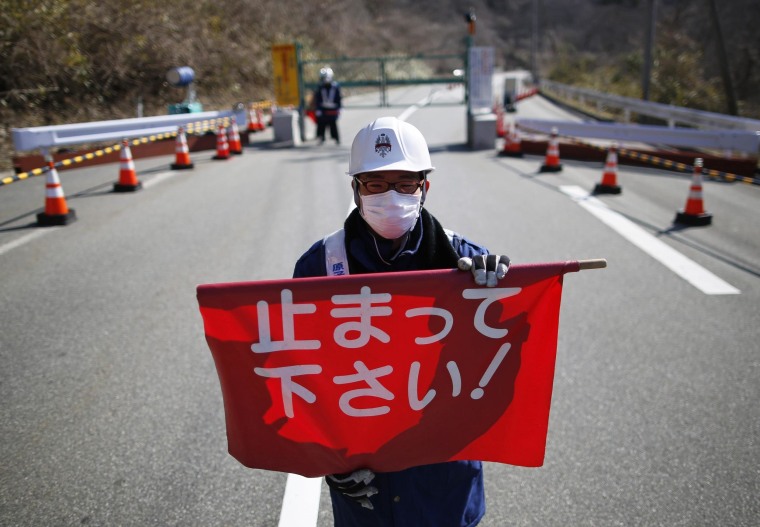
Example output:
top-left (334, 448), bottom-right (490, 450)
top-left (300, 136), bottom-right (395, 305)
top-left (299, 53), bottom-right (467, 108)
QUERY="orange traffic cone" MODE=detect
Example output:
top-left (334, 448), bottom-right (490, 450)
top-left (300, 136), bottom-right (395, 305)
top-left (257, 108), bottom-right (268, 130)
top-left (248, 106), bottom-right (265, 132)
top-left (170, 126), bottom-right (194, 170)
top-left (228, 117), bottom-right (243, 155)
top-left (113, 139), bottom-right (142, 192)
top-left (247, 107), bottom-right (258, 132)
top-left (212, 124), bottom-right (230, 160)
top-left (498, 121), bottom-right (523, 158)
top-left (37, 156), bottom-right (77, 226)
top-left (539, 127), bottom-right (562, 173)
top-left (495, 105), bottom-right (505, 138)
top-left (593, 144), bottom-right (622, 194)
top-left (675, 158), bottom-right (712, 226)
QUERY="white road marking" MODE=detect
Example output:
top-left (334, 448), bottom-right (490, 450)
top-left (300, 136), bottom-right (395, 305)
top-left (560, 185), bottom-right (740, 295)
top-left (0, 171), bottom-right (177, 257)
top-left (398, 104), bottom-right (421, 121)
top-left (398, 89), bottom-right (445, 121)
top-left (0, 227), bottom-right (59, 256)
top-left (278, 474), bottom-right (323, 527)
top-left (141, 171), bottom-right (178, 189)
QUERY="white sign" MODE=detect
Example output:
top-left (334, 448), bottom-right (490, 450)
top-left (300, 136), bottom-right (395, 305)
top-left (468, 47), bottom-right (494, 111)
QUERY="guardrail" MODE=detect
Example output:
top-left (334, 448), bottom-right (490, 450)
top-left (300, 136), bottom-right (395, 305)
top-left (516, 118), bottom-right (760, 156)
top-left (540, 80), bottom-right (760, 133)
top-left (2, 116), bottom-right (239, 187)
top-left (11, 108), bottom-right (247, 153)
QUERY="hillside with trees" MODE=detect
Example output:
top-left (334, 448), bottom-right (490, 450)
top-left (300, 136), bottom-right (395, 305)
top-left (2, 0), bottom-right (758, 170)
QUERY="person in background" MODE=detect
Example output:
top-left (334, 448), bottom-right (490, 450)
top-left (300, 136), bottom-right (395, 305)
top-left (313, 66), bottom-right (342, 145)
top-left (293, 116), bottom-right (510, 526)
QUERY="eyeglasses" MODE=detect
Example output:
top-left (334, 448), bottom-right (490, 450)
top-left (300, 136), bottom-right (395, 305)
top-left (354, 178), bottom-right (423, 195)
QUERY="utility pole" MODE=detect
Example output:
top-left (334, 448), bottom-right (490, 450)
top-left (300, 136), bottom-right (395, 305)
top-left (531, 0), bottom-right (539, 83)
top-left (464, 8), bottom-right (476, 109)
top-left (641, 0), bottom-right (657, 101)
top-left (706, 0), bottom-right (738, 115)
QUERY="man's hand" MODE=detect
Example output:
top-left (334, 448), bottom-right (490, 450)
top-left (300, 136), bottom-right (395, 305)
top-left (325, 469), bottom-right (378, 510)
top-left (458, 254), bottom-right (510, 287)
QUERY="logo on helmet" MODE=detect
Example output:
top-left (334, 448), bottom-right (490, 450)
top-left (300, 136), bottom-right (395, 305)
top-left (375, 133), bottom-right (392, 158)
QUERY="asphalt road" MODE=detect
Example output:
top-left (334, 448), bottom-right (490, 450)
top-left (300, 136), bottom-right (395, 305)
top-left (1, 85), bottom-right (758, 526)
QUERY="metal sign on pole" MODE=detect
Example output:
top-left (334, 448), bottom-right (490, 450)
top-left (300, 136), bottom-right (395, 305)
top-left (467, 47), bottom-right (494, 112)
top-left (467, 46), bottom-right (496, 150)
top-left (271, 43), bottom-right (304, 145)
top-left (271, 43), bottom-right (301, 107)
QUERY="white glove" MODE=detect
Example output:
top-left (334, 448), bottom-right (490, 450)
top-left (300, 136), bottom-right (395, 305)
top-left (325, 469), bottom-right (378, 510)
top-left (458, 254), bottom-right (510, 287)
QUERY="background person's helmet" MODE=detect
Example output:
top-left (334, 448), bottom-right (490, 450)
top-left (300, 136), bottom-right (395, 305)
top-left (347, 117), bottom-right (435, 177)
top-left (319, 66), bottom-right (334, 83)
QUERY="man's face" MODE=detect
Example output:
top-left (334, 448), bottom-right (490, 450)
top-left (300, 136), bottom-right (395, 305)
top-left (354, 170), bottom-right (425, 197)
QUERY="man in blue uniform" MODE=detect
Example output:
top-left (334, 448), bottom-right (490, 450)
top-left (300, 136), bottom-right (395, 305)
top-left (313, 66), bottom-right (342, 145)
top-left (293, 117), bottom-right (510, 526)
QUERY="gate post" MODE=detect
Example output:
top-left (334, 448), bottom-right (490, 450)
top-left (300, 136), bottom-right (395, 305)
top-left (379, 59), bottom-right (387, 107)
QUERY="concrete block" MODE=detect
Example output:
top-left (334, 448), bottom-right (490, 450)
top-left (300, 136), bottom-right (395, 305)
top-left (272, 110), bottom-right (302, 146)
top-left (467, 111), bottom-right (497, 150)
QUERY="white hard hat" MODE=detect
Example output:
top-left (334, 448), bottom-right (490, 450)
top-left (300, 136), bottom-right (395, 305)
top-left (319, 66), bottom-right (334, 83)
top-left (347, 117), bottom-right (435, 177)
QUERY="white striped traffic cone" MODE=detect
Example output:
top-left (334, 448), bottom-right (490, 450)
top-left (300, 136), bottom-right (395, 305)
top-left (212, 124), bottom-right (230, 160)
top-left (229, 117), bottom-right (243, 155)
top-left (539, 128), bottom-right (563, 173)
top-left (498, 121), bottom-right (523, 158)
top-left (113, 139), bottom-right (142, 192)
top-left (171, 126), bottom-right (194, 170)
top-left (495, 105), bottom-right (505, 138)
top-left (593, 144), bottom-right (622, 194)
top-left (674, 158), bottom-right (712, 226)
top-left (37, 156), bottom-right (76, 226)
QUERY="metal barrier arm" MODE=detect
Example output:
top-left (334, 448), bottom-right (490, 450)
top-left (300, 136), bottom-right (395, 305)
top-left (2, 114), bottom-right (237, 188)
top-left (11, 109), bottom-right (247, 152)
top-left (540, 80), bottom-right (760, 133)
top-left (516, 121), bottom-right (757, 185)
top-left (517, 118), bottom-right (760, 156)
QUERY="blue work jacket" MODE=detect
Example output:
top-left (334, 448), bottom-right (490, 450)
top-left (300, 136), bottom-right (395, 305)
top-left (293, 208), bottom-right (489, 527)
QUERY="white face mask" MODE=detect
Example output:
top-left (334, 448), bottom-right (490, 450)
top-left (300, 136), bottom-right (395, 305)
top-left (359, 190), bottom-right (421, 240)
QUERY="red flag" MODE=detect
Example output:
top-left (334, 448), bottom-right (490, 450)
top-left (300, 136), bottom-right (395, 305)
top-left (197, 262), bottom-right (579, 477)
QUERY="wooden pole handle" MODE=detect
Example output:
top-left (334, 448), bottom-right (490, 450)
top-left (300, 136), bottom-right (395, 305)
top-left (578, 258), bottom-right (607, 270)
